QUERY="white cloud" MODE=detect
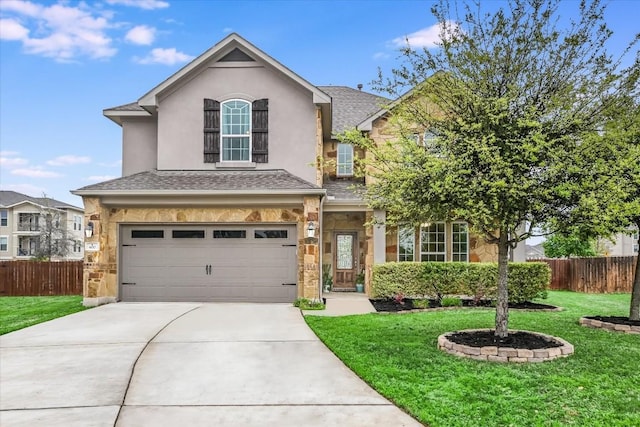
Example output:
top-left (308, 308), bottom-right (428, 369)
top-left (135, 47), bottom-right (194, 65)
top-left (105, 0), bottom-right (169, 10)
top-left (372, 52), bottom-right (390, 60)
top-left (0, 155), bottom-right (28, 167)
top-left (125, 25), bottom-right (156, 45)
top-left (0, 150), bottom-right (20, 157)
top-left (0, 1), bottom-right (117, 62)
top-left (98, 159), bottom-right (122, 167)
top-left (0, 18), bottom-right (29, 40)
top-left (392, 21), bottom-right (460, 48)
top-left (46, 155), bottom-right (92, 166)
top-left (11, 167), bottom-right (63, 178)
top-left (222, 27), bottom-right (233, 33)
top-left (87, 175), bottom-right (117, 182)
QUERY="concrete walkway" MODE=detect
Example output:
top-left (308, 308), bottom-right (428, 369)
top-left (0, 303), bottom-right (420, 426)
top-left (304, 291), bottom-right (377, 316)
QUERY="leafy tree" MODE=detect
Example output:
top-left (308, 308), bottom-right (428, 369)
top-left (342, 0), bottom-right (638, 337)
top-left (542, 234), bottom-right (597, 258)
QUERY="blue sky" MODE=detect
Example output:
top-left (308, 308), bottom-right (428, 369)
top-left (0, 0), bottom-right (638, 208)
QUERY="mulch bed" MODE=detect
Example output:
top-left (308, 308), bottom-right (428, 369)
top-left (583, 315), bottom-right (640, 327)
top-left (446, 330), bottom-right (563, 349)
top-left (369, 298), bottom-right (558, 313)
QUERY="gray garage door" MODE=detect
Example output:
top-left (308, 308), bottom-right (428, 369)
top-left (119, 224), bottom-right (298, 303)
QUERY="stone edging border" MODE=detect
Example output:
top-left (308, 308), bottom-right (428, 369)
top-left (375, 305), bottom-right (563, 315)
top-left (437, 329), bottom-right (574, 363)
top-left (580, 317), bottom-right (640, 334)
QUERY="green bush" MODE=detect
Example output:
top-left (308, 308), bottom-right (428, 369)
top-left (293, 298), bottom-right (325, 310)
top-left (371, 262), bottom-right (550, 303)
top-left (441, 297), bottom-right (462, 307)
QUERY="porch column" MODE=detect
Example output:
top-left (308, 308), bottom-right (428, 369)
top-left (302, 196), bottom-right (321, 301)
top-left (373, 209), bottom-right (386, 264)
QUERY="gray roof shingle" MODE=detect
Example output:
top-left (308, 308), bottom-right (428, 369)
top-left (74, 169), bottom-right (321, 193)
top-left (317, 86), bottom-right (389, 135)
top-left (0, 191), bottom-right (81, 210)
top-left (104, 102), bottom-right (145, 111)
top-left (322, 179), bottom-right (365, 201)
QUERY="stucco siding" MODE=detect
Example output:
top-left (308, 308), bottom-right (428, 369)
top-left (156, 62), bottom-right (318, 183)
top-left (122, 117), bottom-right (158, 176)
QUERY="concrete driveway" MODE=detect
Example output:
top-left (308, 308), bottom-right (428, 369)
top-left (0, 303), bottom-right (421, 426)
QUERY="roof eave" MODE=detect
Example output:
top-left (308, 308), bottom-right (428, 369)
top-left (71, 188), bottom-right (326, 197)
top-left (103, 109), bottom-right (152, 125)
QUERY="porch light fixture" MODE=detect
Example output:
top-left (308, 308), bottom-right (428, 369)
top-left (85, 221), bottom-right (94, 238)
top-left (306, 221), bottom-right (317, 238)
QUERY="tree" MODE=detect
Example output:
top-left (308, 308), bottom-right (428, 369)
top-left (34, 196), bottom-right (73, 261)
top-left (342, 0), bottom-right (638, 337)
top-left (542, 233), bottom-right (597, 258)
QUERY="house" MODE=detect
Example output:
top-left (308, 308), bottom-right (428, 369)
top-left (0, 191), bottom-right (84, 260)
top-left (600, 228), bottom-right (639, 256)
top-left (73, 33), bottom-right (498, 306)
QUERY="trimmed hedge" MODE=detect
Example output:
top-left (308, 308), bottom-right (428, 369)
top-left (371, 262), bottom-right (550, 303)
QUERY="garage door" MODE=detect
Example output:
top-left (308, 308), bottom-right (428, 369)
top-left (119, 224), bottom-right (298, 303)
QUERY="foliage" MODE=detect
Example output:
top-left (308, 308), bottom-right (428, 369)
top-left (293, 298), bottom-right (325, 310)
top-left (355, 271), bottom-right (365, 284)
top-left (0, 296), bottom-right (88, 335)
top-left (306, 291), bottom-right (640, 426)
top-left (32, 195), bottom-right (76, 261)
top-left (341, 0), bottom-right (638, 336)
top-left (441, 296), bottom-right (462, 307)
top-left (542, 233), bottom-right (598, 258)
top-left (411, 299), bottom-right (431, 309)
top-left (371, 262), bottom-right (550, 303)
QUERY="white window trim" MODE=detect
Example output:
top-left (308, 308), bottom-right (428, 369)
top-left (451, 221), bottom-right (470, 262)
top-left (0, 235), bottom-right (8, 252)
top-left (337, 143), bottom-right (354, 177)
top-left (221, 99), bottom-right (252, 163)
top-left (420, 222), bottom-right (447, 262)
top-left (397, 226), bottom-right (416, 262)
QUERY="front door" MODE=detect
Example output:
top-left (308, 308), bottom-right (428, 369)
top-left (334, 232), bottom-right (358, 289)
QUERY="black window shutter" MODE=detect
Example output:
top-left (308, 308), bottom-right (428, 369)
top-left (204, 99), bottom-right (220, 163)
top-left (252, 99), bottom-right (268, 163)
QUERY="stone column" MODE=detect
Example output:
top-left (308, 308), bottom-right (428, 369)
top-left (302, 196), bottom-right (321, 300)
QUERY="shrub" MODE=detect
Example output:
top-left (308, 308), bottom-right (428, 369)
top-left (293, 298), bottom-right (325, 310)
top-left (412, 299), bottom-right (431, 309)
top-left (441, 297), bottom-right (462, 307)
top-left (371, 262), bottom-right (550, 303)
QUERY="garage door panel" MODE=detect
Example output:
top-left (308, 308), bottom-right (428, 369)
top-left (120, 225), bottom-right (298, 302)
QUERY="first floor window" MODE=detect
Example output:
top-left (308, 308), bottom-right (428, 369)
top-left (0, 236), bottom-right (7, 251)
top-left (337, 143), bottom-right (354, 176)
top-left (398, 226), bottom-right (415, 262)
top-left (0, 210), bottom-right (7, 227)
top-left (452, 222), bottom-right (469, 262)
top-left (222, 100), bottom-right (251, 161)
top-left (420, 222), bottom-right (446, 262)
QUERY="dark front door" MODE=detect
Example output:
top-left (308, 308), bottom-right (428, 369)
top-left (333, 232), bottom-right (358, 290)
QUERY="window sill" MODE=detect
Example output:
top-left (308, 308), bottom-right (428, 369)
top-left (215, 162), bottom-right (257, 169)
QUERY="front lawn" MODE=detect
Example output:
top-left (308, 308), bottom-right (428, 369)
top-left (305, 291), bottom-right (640, 427)
top-left (0, 296), bottom-right (88, 335)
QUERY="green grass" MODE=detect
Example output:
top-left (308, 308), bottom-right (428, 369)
top-left (0, 296), bottom-right (89, 335)
top-left (305, 291), bottom-right (640, 427)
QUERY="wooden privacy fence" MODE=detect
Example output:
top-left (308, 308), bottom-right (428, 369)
top-left (0, 261), bottom-right (83, 296)
top-left (529, 256), bottom-right (637, 293)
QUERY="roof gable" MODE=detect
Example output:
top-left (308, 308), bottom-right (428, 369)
top-left (137, 33), bottom-right (331, 110)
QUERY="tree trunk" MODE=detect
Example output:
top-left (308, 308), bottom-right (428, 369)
top-left (495, 230), bottom-right (510, 338)
top-left (630, 227), bottom-right (640, 321)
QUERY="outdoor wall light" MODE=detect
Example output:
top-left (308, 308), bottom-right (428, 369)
top-left (85, 221), bottom-right (94, 238)
top-left (306, 221), bottom-right (317, 238)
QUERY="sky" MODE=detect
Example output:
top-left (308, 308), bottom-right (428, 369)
top-left (0, 0), bottom-right (638, 209)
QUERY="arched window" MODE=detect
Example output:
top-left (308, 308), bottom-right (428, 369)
top-left (221, 100), bottom-right (251, 161)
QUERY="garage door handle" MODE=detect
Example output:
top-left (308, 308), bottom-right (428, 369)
top-left (122, 282), bottom-right (136, 286)
top-left (281, 283), bottom-right (296, 286)
top-left (282, 244), bottom-right (296, 247)
top-left (205, 265), bottom-right (212, 275)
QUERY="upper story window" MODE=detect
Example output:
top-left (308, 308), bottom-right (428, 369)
top-left (221, 100), bottom-right (251, 162)
top-left (420, 222), bottom-right (446, 262)
top-left (73, 215), bottom-right (82, 231)
top-left (0, 210), bottom-right (7, 227)
top-left (0, 236), bottom-right (7, 251)
top-left (337, 143), bottom-right (354, 177)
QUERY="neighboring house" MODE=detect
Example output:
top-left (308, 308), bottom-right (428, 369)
top-left (525, 243), bottom-right (545, 260)
top-left (0, 191), bottom-right (84, 260)
top-left (73, 33), bottom-right (498, 306)
top-left (600, 228), bottom-right (639, 256)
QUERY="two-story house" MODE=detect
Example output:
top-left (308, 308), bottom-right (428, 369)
top-left (73, 33), bottom-right (497, 306)
top-left (0, 191), bottom-right (84, 260)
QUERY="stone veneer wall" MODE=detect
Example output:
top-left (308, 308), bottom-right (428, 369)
top-left (321, 212), bottom-right (368, 289)
top-left (82, 196), bottom-right (321, 305)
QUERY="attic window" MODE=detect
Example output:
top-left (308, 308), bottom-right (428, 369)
top-left (218, 48), bottom-right (255, 62)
